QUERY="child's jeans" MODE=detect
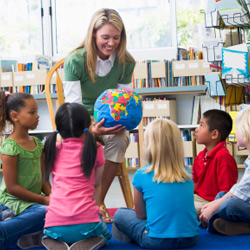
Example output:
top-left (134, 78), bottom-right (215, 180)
top-left (114, 207), bottom-right (198, 249)
top-left (0, 203), bottom-right (46, 249)
top-left (208, 191), bottom-right (250, 233)
top-left (44, 220), bottom-right (111, 245)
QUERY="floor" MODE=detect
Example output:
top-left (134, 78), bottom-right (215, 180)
top-left (105, 171), bottom-right (135, 208)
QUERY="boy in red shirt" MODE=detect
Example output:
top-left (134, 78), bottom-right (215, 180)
top-left (193, 109), bottom-right (238, 221)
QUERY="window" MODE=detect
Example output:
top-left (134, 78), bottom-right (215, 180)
top-left (51, 0), bottom-right (177, 59)
top-left (176, 0), bottom-right (213, 50)
top-left (0, 0), bottom-right (212, 60)
top-left (0, 0), bottom-right (43, 57)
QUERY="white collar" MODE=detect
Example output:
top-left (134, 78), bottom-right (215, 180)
top-left (97, 52), bottom-right (115, 66)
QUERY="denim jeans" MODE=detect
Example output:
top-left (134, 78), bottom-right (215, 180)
top-left (208, 191), bottom-right (250, 233)
top-left (0, 204), bottom-right (46, 249)
top-left (114, 208), bottom-right (198, 249)
top-left (44, 219), bottom-right (111, 245)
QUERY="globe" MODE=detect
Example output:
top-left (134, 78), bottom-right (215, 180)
top-left (94, 88), bottom-right (143, 130)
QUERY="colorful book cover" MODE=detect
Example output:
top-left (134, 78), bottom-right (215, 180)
top-left (205, 73), bottom-right (226, 96)
top-left (0, 60), bottom-right (17, 72)
top-left (222, 43), bottom-right (249, 84)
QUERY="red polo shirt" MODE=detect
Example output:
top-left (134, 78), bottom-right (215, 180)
top-left (192, 141), bottom-right (238, 201)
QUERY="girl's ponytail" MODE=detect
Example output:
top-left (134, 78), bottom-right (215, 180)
top-left (44, 131), bottom-right (58, 181)
top-left (82, 129), bottom-right (97, 178)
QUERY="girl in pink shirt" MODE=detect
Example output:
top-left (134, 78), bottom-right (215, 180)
top-left (42, 103), bottom-right (111, 250)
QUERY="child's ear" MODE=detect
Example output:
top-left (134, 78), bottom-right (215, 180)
top-left (211, 129), bottom-right (219, 140)
top-left (10, 111), bottom-right (18, 122)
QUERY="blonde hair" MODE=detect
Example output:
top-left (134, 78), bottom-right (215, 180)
top-left (143, 118), bottom-right (191, 183)
top-left (74, 8), bottom-right (135, 83)
top-left (235, 108), bottom-right (250, 149)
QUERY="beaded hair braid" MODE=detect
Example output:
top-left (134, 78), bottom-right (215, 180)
top-left (0, 91), bottom-right (7, 133)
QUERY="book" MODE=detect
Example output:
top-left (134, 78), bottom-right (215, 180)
top-left (205, 0), bottom-right (220, 27)
top-left (204, 73), bottom-right (226, 96)
top-left (0, 60), bottom-right (17, 72)
top-left (216, 0), bottom-right (250, 26)
top-left (225, 85), bottom-right (244, 105)
top-left (228, 111), bottom-right (238, 142)
top-left (222, 43), bottom-right (250, 84)
top-left (191, 96), bottom-right (200, 125)
top-left (202, 38), bottom-right (224, 62)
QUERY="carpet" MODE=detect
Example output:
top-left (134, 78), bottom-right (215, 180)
top-left (8, 208), bottom-right (250, 249)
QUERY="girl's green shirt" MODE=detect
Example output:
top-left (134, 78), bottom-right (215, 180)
top-left (0, 137), bottom-right (43, 215)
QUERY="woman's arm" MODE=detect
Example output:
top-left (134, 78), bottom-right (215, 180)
top-left (1, 154), bottom-right (50, 205)
top-left (134, 187), bottom-right (146, 219)
top-left (63, 80), bottom-right (82, 104)
top-left (93, 165), bottom-right (104, 203)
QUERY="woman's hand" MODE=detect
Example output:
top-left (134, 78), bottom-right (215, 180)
top-left (91, 118), bottom-right (125, 135)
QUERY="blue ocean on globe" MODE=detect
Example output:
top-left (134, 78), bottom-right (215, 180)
top-left (94, 88), bottom-right (143, 130)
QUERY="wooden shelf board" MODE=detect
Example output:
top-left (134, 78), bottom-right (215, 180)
top-left (237, 164), bottom-right (245, 169)
top-left (134, 86), bottom-right (207, 96)
top-left (127, 167), bottom-right (138, 171)
top-left (33, 93), bottom-right (57, 100)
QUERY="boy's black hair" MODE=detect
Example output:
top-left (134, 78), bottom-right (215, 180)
top-left (44, 102), bottom-right (97, 180)
top-left (203, 109), bottom-right (232, 141)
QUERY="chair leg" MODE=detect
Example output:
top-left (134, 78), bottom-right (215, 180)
top-left (117, 161), bottom-right (134, 208)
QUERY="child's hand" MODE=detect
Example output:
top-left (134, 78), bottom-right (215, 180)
top-left (42, 195), bottom-right (50, 206)
top-left (199, 200), bottom-right (219, 223)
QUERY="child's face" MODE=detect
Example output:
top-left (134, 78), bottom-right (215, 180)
top-left (236, 130), bottom-right (245, 148)
top-left (195, 116), bottom-right (213, 145)
top-left (94, 23), bottom-right (121, 60)
top-left (15, 98), bottom-right (39, 130)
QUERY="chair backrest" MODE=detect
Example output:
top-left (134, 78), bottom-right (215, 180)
top-left (45, 58), bottom-right (65, 131)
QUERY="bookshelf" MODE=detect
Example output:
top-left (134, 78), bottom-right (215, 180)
top-left (133, 85), bottom-right (207, 168)
top-left (202, 2), bottom-right (250, 172)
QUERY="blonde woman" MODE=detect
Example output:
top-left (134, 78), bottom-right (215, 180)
top-left (63, 8), bottom-right (135, 223)
top-left (113, 119), bottom-right (199, 249)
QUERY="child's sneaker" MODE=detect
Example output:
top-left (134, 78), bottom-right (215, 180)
top-left (112, 223), bottom-right (132, 243)
top-left (17, 231), bottom-right (43, 249)
top-left (69, 237), bottom-right (105, 250)
top-left (42, 237), bottom-right (69, 250)
top-left (213, 218), bottom-right (250, 235)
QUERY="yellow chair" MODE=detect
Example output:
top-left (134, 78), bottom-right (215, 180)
top-left (45, 58), bottom-right (134, 208)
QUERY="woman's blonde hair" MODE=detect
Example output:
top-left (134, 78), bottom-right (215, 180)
top-left (235, 108), bottom-right (250, 149)
top-left (143, 118), bottom-right (191, 183)
top-left (74, 8), bottom-right (135, 83)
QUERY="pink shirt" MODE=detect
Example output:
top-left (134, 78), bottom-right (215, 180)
top-left (44, 138), bottom-right (105, 228)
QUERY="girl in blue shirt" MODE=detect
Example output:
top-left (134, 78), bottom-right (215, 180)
top-left (113, 118), bottom-right (199, 249)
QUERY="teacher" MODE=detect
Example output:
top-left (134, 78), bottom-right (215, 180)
top-left (63, 8), bottom-right (135, 223)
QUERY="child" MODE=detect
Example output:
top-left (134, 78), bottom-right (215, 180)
top-left (200, 108), bottom-right (250, 235)
top-left (42, 102), bottom-right (111, 250)
top-left (113, 118), bottom-right (199, 249)
top-left (0, 91), bottom-right (51, 249)
top-left (193, 109), bottom-right (238, 216)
